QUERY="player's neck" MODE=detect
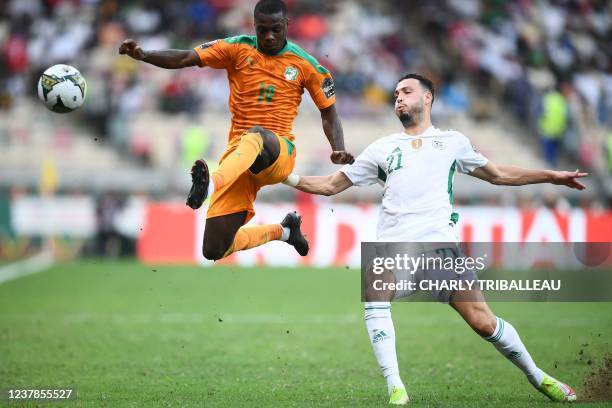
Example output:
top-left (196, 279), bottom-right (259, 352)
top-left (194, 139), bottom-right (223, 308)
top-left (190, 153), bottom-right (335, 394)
top-left (259, 40), bottom-right (288, 56)
top-left (403, 120), bottom-right (432, 136)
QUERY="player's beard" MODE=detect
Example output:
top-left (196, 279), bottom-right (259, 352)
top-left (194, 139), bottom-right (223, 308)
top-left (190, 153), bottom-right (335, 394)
top-left (397, 100), bottom-right (424, 128)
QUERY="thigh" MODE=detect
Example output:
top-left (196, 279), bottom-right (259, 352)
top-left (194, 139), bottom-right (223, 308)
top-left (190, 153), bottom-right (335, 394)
top-left (252, 135), bottom-right (296, 188)
top-left (420, 246), bottom-right (478, 303)
top-left (207, 170), bottom-right (259, 224)
top-left (203, 211), bottom-right (248, 254)
top-left (364, 264), bottom-right (396, 302)
top-left (248, 126), bottom-right (281, 174)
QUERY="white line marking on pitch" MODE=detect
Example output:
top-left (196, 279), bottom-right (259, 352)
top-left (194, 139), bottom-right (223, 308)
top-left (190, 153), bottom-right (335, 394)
top-left (60, 313), bottom-right (363, 325)
top-left (0, 251), bottom-right (54, 284)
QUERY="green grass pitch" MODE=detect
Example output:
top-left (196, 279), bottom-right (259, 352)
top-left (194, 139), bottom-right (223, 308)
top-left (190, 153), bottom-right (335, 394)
top-left (1, 261), bottom-right (611, 407)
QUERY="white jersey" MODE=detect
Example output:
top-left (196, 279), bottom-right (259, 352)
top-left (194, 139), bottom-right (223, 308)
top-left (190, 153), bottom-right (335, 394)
top-left (340, 126), bottom-right (488, 242)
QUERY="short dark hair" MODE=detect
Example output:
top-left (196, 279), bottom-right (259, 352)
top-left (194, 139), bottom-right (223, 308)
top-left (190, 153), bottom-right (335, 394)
top-left (397, 73), bottom-right (435, 105)
top-left (254, 0), bottom-right (288, 18)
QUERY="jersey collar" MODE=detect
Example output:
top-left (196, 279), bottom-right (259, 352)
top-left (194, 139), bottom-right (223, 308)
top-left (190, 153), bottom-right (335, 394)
top-left (256, 39), bottom-right (290, 56)
top-left (401, 125), bottom-right (437, 138)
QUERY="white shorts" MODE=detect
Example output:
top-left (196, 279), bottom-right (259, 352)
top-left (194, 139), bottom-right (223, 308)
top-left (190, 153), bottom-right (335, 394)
top-left (371, 243), bottom-right (477, 303)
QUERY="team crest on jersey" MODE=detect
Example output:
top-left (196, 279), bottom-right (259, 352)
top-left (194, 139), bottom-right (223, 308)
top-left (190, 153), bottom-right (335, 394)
top-left (284, 66), bottom-right (298, 81)
top-left (411, 138), bottom-right (423, 150)
top-left (432, 140), bottom-right (446, 150)
top-left (200, 40), bottom-right (218, 49)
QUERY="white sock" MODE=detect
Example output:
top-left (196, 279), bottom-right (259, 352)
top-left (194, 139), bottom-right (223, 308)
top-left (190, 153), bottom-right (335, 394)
top-left (484, 316), bottom-right (545, 387)
top-left (280, 226), bottom-right (290, 241)
top-left (364, 302), bottom-right (405, 394)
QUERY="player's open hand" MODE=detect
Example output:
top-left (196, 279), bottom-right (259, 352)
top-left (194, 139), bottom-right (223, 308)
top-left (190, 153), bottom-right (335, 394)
top-left (119, 39), bottom-right (146, 60)
top-left (551, 169), bottom-right (588, 190)
top-left (330, 151), bottom-right (355, 165)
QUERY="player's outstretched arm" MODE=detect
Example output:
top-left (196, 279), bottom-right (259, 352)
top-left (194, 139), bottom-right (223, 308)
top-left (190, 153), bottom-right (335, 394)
top-left (469, 161), bottom-right (588, 190)
top-left (320, 105), bottom-right (355, 165)
top-left (119, 39), bottom-right (200, 69)
top-left (283, 171), bottom-right (353, 196)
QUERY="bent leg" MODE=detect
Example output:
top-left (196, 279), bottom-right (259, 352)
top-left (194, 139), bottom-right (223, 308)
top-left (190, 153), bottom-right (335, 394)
top-left (248, 127), bottom-right (280, 174)
top-left (250, 132), bottom-right (294, 188)
top-left (212, 126), bottom-right (280, 191)
top-left (186, 128), bottom-right (279, 210)
top-left (449, 289), bottom-right (496, 336)
top-left (201, 130), bottom-right (287, 261)
top-left (451, 289), bottom-right (545, 387)
top-left (224, 224), bottom-right (283, 257)
top-left (202, 211), bottom-right (285, 261)
top-left (202, 212), bottom-right (247, 261)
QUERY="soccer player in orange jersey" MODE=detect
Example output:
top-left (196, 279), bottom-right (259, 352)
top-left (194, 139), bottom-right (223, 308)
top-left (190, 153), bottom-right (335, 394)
top-left (119, 0), bottom-right (354, 261)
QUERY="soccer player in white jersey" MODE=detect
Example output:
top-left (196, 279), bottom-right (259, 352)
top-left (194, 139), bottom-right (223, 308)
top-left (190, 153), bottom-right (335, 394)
top-left (283, 74), bottom-right (586, 404)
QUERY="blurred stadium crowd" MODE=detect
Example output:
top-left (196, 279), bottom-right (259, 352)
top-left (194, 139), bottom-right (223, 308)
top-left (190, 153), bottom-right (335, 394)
top-left (1, 0), bottom-right (611, 261)
top-left (1, 0), bottom-right (611, 175)
top-left (413, 0), bottom-right (612, 171)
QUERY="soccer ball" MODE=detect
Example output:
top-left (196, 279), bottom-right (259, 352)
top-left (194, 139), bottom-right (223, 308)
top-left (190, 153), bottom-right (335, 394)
top-left (37, 64), bottom-right (87, 113)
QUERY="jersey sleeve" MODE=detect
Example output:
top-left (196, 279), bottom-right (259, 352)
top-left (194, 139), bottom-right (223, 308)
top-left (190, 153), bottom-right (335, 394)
top-left (193, 38), bottom-right (235, 69)
top-left (303, 62), bottom-right (336, 110)
top-left (339, 144), bottom-right (380, 186)
top-left (455, 133), bottom-right (488, 174)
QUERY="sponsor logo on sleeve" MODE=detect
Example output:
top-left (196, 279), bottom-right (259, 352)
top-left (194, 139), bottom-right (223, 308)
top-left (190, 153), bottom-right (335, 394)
top-left (322, 77), bottom-right (335, 98)
top-left (200, 40), bottom-right (219, 49)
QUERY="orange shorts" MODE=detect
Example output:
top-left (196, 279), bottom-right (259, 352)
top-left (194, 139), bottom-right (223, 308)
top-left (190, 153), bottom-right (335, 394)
top-left (206, 133), bottom-right (296, 223)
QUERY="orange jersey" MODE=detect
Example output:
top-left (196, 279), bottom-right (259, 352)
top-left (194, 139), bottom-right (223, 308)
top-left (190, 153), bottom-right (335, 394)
top-left (194, 35), bottom-right (335, 147)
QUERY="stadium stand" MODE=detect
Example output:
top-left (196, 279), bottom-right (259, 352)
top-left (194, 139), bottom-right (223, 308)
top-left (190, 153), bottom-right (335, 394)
top-left (0, 0), bottom-right (610, 200)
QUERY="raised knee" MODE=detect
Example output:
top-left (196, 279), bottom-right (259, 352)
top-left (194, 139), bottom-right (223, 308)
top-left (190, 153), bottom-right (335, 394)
top-left (244, 127), bottom-right (266, 153)
top-left (202, 246), bottom-right (226, 261)
top-left (247, 126), bottom-right (276, 144)
top-left (247, 126), bottom-right (266, 136)
top-left (246, 127), bottom-right (280, 174)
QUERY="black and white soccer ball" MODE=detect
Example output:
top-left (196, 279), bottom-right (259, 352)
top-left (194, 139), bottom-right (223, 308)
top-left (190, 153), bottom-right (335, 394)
top-left (37, 64), bottom-right (87, 113)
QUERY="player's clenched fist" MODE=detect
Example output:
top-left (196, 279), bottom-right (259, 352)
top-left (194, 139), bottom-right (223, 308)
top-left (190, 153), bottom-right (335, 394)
top-left (119, 39), bottom-right (146, 60)
top-left (330, 151), bottom-right (355, 165)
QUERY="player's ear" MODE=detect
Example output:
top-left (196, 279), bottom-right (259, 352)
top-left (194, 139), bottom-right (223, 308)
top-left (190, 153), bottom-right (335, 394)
top-left (425, 91), bottom-right (433, 108)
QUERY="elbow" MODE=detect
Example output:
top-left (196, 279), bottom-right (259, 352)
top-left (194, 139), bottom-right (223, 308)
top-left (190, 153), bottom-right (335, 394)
top-left (321, 187), bottom-right (335, 196)
top-left (489, 177), bottom-right (504, 186)
top-left (321, 183), bottom-right (339, 196)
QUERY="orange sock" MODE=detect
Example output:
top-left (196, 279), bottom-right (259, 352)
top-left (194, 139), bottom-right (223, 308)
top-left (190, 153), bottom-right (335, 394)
top-left (212, 132), bottom-right (263, 190)
top-left (224, 224), bottom-right (283, 257)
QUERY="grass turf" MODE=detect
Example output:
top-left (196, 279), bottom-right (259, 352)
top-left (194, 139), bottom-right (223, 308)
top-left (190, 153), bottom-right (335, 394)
top-left (0, 261), bottom-right (611, 407)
